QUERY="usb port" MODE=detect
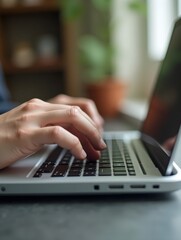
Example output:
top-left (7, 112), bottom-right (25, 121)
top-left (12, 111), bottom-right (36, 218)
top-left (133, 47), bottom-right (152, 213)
top-left (109, 185), bottom-right (124, 189)
top-left (130, 185), bottom-right (146, 189)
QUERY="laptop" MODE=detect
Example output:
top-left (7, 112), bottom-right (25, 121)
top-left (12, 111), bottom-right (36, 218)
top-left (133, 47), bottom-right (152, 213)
top-left (1, 18), bottom-right (181, 196)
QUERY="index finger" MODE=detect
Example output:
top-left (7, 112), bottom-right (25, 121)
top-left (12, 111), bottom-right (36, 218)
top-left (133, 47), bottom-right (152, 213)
top-left (38, 106), bottom-right (106, 150)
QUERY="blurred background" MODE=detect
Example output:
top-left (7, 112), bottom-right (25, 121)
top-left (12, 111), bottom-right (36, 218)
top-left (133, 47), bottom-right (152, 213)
top-left (0, 0), bottom-right (180, 119)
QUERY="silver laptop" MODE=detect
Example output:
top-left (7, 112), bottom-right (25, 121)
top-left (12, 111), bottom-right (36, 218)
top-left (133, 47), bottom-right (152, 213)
top-left (1, 18), bottom-right (181, 196)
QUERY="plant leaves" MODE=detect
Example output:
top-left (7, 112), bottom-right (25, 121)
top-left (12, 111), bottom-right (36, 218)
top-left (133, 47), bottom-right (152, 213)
top-left (79, 35), bottom-right (112, 80)
top-left (91, 0), bottom-right (111, 11)
top-left (61, 0), bottom-right (83, 21)
top-left (128, 0), bottom-right (147, 15)
top-left (79, 36), bottom-right (107, 66)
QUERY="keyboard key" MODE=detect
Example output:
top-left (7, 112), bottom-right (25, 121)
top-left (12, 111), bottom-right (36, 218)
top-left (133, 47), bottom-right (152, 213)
top-left (85, 166), bottom-right (96, 171)
top-left (99, 168), bottom-right (112, 176)
top-left (71, 163), bottom-right (83, 168)
top-left (85, 161), bottom-right (97, 167)
top-left (99, 163), bottom-right (111, 168)
top-left (73, 159), bottom-right (84, 164)
top-left (68, 169), bottom-right (82, 177)
top-left (113, 158), bottom-right (123, 163)
top-left (52, 171), bottom-right (64, 177)
top-left (113, 166), bottom-right (126, 171)
top-left (113, 163), bottom-right (125, 167)
top-left (129, 171), bottom-right (136, 176)
top-left (52, 165), bottom-right (69, 177)
top-left (99, 159), bottom-right (110, 164)
top-left (33, 171), bottom-right (42, 178)
top-left (83, 171), bottom-right (96, 176)
top-left (41, 165), bottom-right (55, 173)
top-left (33, 146), bottom-right (62, 177)
top-left (45, 146), bottom-right (62, 163)
top-left (59, 160), bottom-right (70, 165)
top-left (114, 172), bottom-right (127, 176)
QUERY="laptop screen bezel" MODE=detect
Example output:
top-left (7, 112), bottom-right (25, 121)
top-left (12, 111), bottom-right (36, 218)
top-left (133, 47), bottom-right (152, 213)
top-left (140, 18), bottom-right (181, 176)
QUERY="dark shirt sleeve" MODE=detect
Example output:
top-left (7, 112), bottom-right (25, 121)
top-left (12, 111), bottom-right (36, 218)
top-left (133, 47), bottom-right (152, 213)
top-left (0, 64), bottom-right (18, 114)
top-left (0, 64), bottom-right (10, 101)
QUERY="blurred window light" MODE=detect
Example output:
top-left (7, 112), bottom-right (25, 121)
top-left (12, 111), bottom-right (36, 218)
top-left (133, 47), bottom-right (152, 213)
top-left (147, 0), bottom-right (177, 60)
top-left (178, 0), bottom-right (181, 15)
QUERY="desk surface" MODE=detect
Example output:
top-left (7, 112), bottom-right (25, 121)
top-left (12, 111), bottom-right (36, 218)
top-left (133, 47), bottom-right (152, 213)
top-left (0, 118), bottom-right (181, 240)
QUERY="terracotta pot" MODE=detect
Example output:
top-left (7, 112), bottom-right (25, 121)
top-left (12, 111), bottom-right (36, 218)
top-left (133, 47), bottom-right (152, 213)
top-left (86, 79), bottom-right (126, 118)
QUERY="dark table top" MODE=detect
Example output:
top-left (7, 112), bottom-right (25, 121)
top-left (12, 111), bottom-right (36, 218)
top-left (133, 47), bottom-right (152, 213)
top-left (1, 192), bottom-right (181, 240)
top-left (0, 117), bottom-right (181, 240)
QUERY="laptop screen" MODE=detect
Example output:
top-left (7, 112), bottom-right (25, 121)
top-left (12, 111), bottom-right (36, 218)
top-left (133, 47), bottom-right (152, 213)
top-left (141, 18), bottom-right (181, 174)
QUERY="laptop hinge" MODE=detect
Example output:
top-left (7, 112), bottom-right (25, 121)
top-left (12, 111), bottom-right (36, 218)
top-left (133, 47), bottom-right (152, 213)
top-left (141, 134), bottom-right (171, 176)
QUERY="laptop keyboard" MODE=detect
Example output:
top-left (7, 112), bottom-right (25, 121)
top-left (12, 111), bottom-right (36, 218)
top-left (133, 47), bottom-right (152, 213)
top-left (33, 140), bottom-right (136, 178)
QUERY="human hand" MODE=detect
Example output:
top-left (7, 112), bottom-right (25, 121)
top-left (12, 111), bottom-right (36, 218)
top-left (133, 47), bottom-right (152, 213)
top-left (0, 98), bottom-right (106, 169)
top-left (49, 94), bottom-right (104, 132)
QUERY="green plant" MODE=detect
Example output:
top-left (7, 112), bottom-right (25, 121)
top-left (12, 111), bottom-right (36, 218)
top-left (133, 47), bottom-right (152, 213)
top-left (60, 0), bottom-right (147, 83)
top-left (60, 0), bottom-right (113, 82)
top-left (128, 0), bottom-right (147, 15)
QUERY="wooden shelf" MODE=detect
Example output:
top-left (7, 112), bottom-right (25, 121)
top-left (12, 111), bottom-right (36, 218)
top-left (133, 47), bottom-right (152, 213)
top-left (0, 0), bottom-right (79, 101)
top-left (3, 57), bottom-right (64, 74)
top-left (0, 2), bottom-right (59, 15)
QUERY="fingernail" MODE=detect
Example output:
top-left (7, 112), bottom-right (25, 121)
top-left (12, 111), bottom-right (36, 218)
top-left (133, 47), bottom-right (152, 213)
top-left (81, 149), bottom-right (87, 159)
top-left (100, 139), bottom-right (107, 149)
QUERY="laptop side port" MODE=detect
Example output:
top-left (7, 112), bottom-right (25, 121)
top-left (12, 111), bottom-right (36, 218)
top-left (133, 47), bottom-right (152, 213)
top-left (0, 186), bottom-right (6, 192)
top-left (130, 184), bottom-right (146, 189)
top-left (109, 185), bottom-right (124, 189)
top-left (94, 185), bottom-right (100, 190)
top-left (152, 185), bottom-right (160, 189)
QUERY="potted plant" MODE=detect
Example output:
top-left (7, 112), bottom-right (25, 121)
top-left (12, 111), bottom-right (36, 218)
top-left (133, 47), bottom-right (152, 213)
top-left (79, 0), bottom-right (127, 118)
top-left (60, 0), bottom-right (147, 117)
top-left (61, 0), bottom-right (126, 117)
